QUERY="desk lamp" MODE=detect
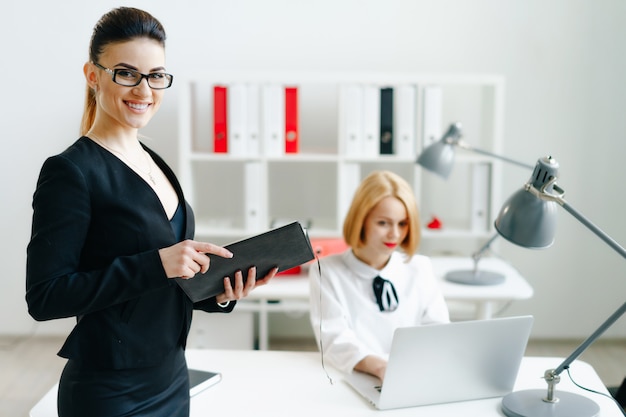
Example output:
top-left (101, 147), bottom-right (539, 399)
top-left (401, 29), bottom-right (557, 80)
top-left (445, 233), bottom-right (506, 285)
top-left (495, 155), bottom-right (626, 417)
top-left (417, 122), bottom-right (533, 285)
top-left (417, 122), bottom-right (533, 179)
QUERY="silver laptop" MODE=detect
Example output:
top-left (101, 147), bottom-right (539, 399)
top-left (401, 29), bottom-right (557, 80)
top-left (345, 315), bottom-right (533, 410)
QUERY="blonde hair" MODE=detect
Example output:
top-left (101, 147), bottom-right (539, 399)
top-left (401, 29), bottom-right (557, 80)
top-left (343, 170), bottom-right (421, 257)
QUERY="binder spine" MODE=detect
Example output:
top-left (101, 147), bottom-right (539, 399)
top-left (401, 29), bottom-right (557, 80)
top-left (285, 86), bottom-right (299, 153)
top-left (262, 84), bottom-right (285, 157)
top-left (247, 84), bottom-right (261, 156)
top-left (213, 85), bottom-right (228, 153)
top-left (471, 163), bottom-right (491, 233)
top-left (228, 83), bottom-right (248, 156)
top-left (395, 85), bottom-right (417, 156)
top-left (362, 85), bottom-right (381, 157)
top-left (380, 87), bottom-right (394, 155)
top-left (339, 84), bottom-right (364, 157)
top-left (422, 85), bottom-right (443, 148)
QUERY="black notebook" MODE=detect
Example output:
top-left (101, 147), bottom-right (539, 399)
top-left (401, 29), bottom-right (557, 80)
top-left (176, 221), bottom-right (314, 303)
top-left (189, 369), bottom-right (221, 397)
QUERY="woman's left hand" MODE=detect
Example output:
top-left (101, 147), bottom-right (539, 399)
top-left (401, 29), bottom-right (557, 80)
top-left (215, 266), bottom-right (278, 305)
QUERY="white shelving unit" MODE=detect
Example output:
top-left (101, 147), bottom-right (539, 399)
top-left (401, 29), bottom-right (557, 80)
top-left (178, 72), bottom-right (505, 255)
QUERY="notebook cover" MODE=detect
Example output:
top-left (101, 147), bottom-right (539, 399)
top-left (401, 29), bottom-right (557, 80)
top-left (176, 222), bottom-right (314, 302)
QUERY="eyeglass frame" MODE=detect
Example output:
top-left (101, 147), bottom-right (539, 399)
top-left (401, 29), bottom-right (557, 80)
top-left (92, 62), bottom-right (174, 90)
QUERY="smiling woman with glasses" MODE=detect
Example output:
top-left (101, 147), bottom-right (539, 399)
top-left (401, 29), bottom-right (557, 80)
top-left (26, 7), bottom-right (276, 417)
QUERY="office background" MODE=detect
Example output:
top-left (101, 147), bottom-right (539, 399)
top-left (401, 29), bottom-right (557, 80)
top-left (2, 0), bottom-right (626, 339)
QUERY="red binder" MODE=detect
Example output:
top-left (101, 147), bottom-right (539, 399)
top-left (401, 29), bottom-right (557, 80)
top-left (213, 85), bottom-right (228, 153)
top-left (284, 86), bottom-right (298, 153)
top-left (309, 238), bottom-right (349, 259)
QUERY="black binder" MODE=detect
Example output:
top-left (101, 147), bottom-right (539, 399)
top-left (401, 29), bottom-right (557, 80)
top-left (380, 87), bottom-right (394, 154)
top-left (176, 221), bottom-right (314, 302)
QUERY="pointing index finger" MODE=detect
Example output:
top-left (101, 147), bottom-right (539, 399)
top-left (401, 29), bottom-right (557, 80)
top-left (199, 242), bottom-right (233, 259)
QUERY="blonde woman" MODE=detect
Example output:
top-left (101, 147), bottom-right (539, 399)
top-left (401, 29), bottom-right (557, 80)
top-left (309, 170), bottom-right (449, 382)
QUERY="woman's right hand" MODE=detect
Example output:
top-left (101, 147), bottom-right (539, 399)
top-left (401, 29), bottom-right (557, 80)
top-left (354, 355), bottom-right (388, 382)
top-left (158, 240), bottom-right (233, 279)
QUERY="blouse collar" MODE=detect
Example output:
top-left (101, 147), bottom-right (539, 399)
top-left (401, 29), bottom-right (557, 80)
top-left (341, 249), bottom-right (397, 280)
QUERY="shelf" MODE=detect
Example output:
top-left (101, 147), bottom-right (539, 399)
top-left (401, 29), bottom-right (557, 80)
top-left (178, 73), bottom-right (504, 256)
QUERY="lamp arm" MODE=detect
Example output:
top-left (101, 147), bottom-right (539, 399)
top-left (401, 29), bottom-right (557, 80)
top-left (553, 301), bottom-right (626, 377)
top-left (531, 180), bottom-right (626, 260)
top-left (531, 185), bottom-right (626, 377)
top-left (456, 141), bottom-right (535, 170)
top-left (552, 200), bottom-right (626, 376)
top-left (471, 233), bottom-right (499, 273)
top-left (560, 201), bottom-right (626, 260)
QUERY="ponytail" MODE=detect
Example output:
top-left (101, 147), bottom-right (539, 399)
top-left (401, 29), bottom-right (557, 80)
top-left (80, 85), bottom-right (97, 136)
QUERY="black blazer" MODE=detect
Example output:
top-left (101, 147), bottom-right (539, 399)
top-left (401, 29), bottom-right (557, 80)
top-left (26, 137), bottom-right (231, 369)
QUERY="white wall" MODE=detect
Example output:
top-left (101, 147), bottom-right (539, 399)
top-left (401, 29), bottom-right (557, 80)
top-left (3, 0), bottom-right (626, 339)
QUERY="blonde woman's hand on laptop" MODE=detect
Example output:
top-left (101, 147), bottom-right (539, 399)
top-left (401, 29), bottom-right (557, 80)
top-left (354, 355), bottom-right (387, 382)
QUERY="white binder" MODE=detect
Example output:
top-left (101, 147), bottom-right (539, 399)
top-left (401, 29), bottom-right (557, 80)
top-left (244, 161), bottom-right (264, 231)
top-left (339, 84), bottom-right (364, 157)
top-left (395, 84), bottom-right (417, 156)
top-left (246, 84), bottom-right (261, 156)
top-left (471, 163), bottom-right (491, 233)
top-left (422, 85), bottom-right (443, 147)
top-left (362, 85), bottom-right (381, 157)
top-left (261, 83), bottom-right (285, 157)
top-left (228, 83), bottom-right (248, 156)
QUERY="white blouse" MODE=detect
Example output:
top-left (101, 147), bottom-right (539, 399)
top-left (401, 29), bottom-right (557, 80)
top-left (309, 249), bottom-right (450, 374)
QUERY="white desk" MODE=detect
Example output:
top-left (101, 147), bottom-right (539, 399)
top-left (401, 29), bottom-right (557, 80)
top-left (30, 350), bottom-right (623, 417)
top-left (242, 256), bottom-right (533, 349)
top-left (432, 256), bottom-right (534, 320)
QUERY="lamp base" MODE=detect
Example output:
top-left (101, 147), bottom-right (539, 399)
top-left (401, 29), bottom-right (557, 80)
top-left (445, 269), bottom-right (505, 285)
top-left (501, 389), bottom-right (600, 417)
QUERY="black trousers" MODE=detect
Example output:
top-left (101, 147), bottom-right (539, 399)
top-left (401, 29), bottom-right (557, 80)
top-left (57, 348), bottom-right (190, 417)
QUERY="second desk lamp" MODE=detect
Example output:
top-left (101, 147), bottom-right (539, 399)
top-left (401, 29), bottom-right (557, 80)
top-left (417, 122), bottom-right (533, 285)
top-left (495, 155), bottom-right (626, 417)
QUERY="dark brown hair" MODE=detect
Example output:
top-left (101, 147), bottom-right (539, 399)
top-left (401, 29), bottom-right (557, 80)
top-left (80, 7), bottom-right (167, 135)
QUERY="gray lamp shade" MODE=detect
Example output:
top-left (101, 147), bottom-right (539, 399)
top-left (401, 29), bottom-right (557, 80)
top-left (416, 140), bottom-right (455, 179)
top-left (416, 122), bottom-right (463, 179)
top-left (494, 156), bottom-right (560, 249)
top-left (494, 188), bottom-right (558, 249)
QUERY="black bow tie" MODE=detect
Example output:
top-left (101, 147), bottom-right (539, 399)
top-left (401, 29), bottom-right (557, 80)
top-left (373, 276), bottom-right (399, 312)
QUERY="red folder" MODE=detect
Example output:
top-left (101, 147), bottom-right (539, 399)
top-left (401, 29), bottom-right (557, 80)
top-left (309, 238), bottom-right (349, 259)
top-left (213, 85), bottom-right (228, 153)
top-left (284, 86), bottom-right (298, 153)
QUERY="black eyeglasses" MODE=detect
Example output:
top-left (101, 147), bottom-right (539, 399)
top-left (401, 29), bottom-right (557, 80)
top-left (93, 62), bottom-right (173, 89)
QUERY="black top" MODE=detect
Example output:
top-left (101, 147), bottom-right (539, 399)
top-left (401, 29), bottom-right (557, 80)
top-left (170, 203), bottom-right (185, 242)
top-left (26, 137), bottom-right (233, 370)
